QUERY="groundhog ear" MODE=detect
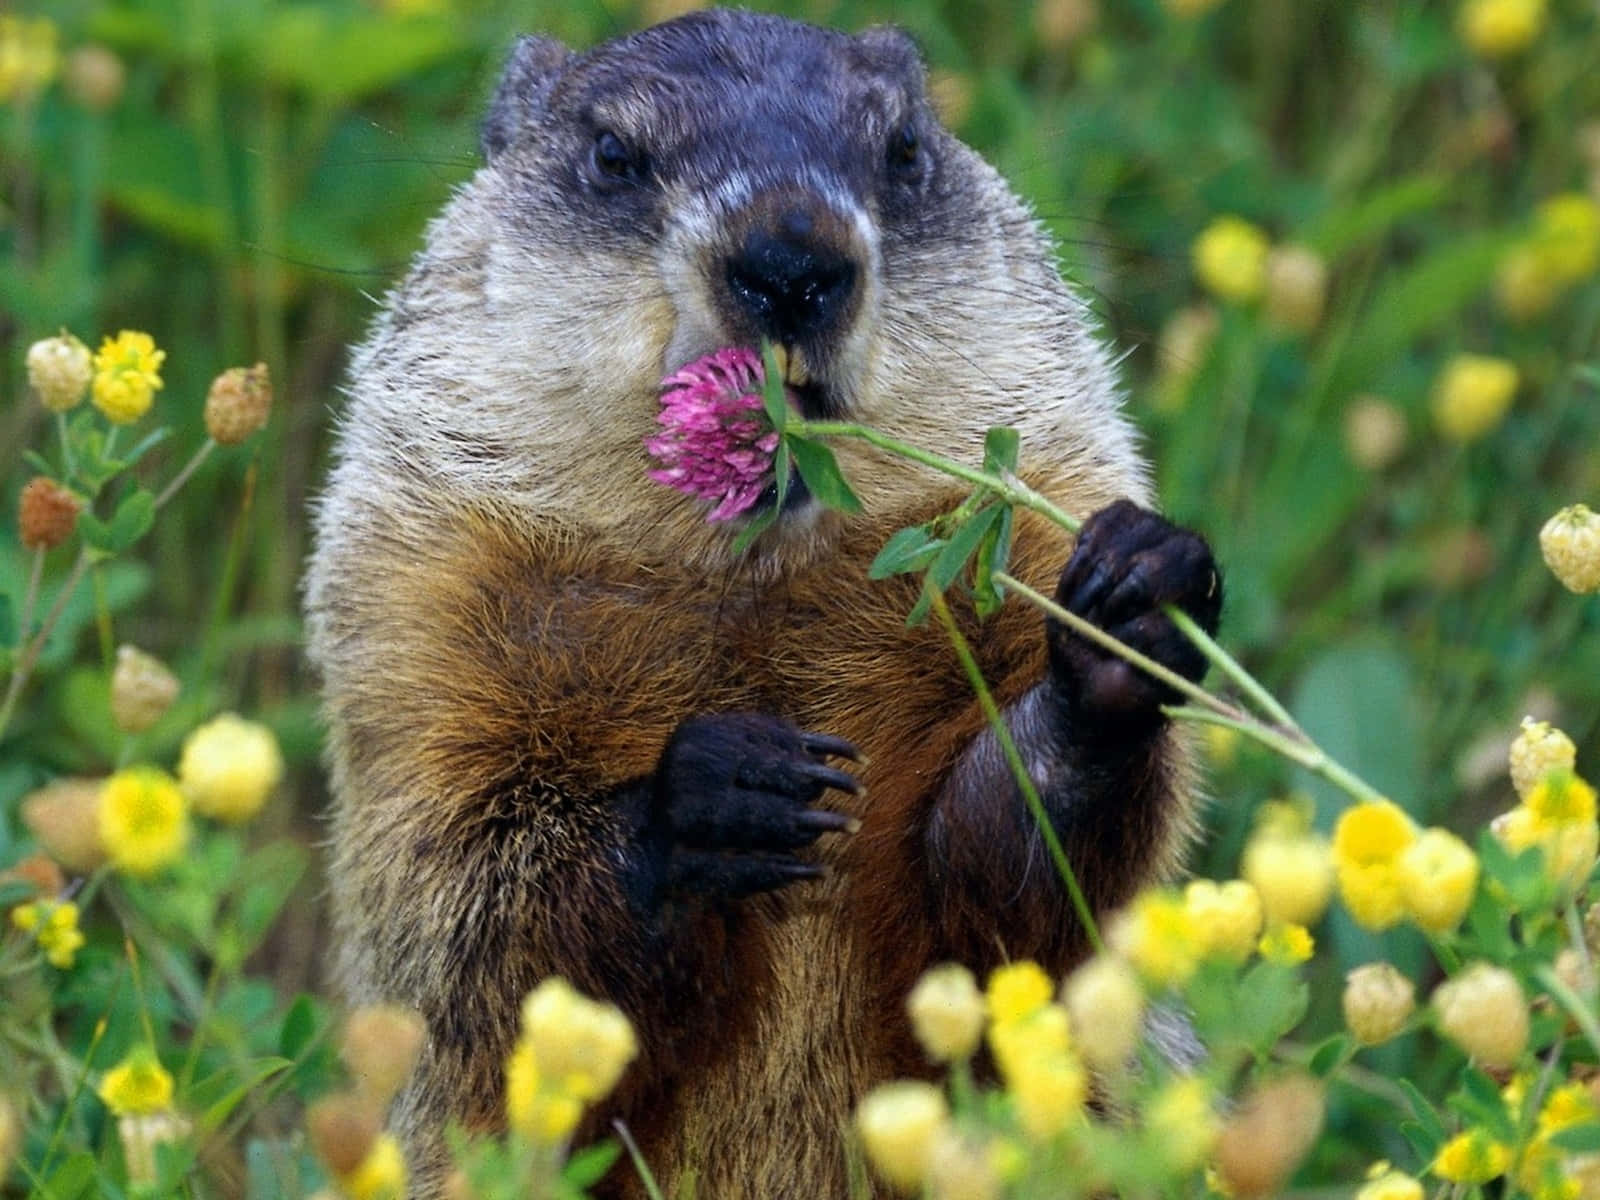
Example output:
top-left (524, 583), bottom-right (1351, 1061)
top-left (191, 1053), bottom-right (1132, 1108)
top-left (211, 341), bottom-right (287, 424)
top-left (482, 35), bottom-right (572, 162)
top-left (853, 25), bottom-right (927, 91)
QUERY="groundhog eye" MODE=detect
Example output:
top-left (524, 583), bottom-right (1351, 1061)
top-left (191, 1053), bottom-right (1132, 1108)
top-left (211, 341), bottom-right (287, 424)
top-left (887, 123), bottom-right (920, 175)
top-left (592, 130), bottom-right (645, 184)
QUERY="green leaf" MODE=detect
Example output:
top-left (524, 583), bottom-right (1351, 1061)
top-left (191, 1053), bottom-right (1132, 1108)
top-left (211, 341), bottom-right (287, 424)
top-left (564, 1141), bottom-right (623, 1189)
top-left (227, 842), bottom-right (310, 965)
top-left (760, 341), bottom-right (789, 434)
top-left (40, 1152), bottom-right (98, 1200)
top-left (1396, 1077), bottom-right (1446, 1145)
top-left (730, 509), bottom-right (777, 557)
top-left (23, 450), bottom-right (55, 476)
top-left (0, 590), bottom-right (13, 644)
top-left (774, 439), bottom-right (792, 511)
top-left (119, 426), bottom-right (173, 472)
top-left (76, 510), bottom-right (116, 555)
top-left (1447, 1067), bottom-right (1515, 1141)
top-left (787, 436), bottom-right (862, 514)
top-left (1307, 1033), bottom-right (1352, 1078)
top-left (1306, 173), bottom-right (1448, 259)
top-left (193, 1058), bottom-right (294, 1133)
top-left (869, 525), bottom-right (942, 580)
top-left (971, 504), bottom-right (1014, 620)
top-left (1551, 1124), bottom-right (1600, 1153)
top-left (928, 505), bottom-right (1002, 594)
top-left (279, 995), bottom-right (323, 1062)
top-left (982, 426), bottom-right (1020, 474)
top-left (106, 488), bottom-right (157, 552)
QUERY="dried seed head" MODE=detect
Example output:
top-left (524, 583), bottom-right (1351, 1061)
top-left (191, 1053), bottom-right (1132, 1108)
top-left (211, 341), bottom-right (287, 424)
top-left (18, 476), bottom-right (81, 551)
top-left (26, 333), bottom-right (92, 412)
top-left (110, 645), bottom-right (180, 734)
top-left (1539, 504), bottom-right (1600, 594)
top-left (1264, 244), bottom-right (1328, 333)
top-left (341, 1006), bottom-right (426, 1106)
top-left (1344, 397), bottom-right (1409, 472)
top-left (1342, 962), bottom-right (1416, 1046)
top-left (1213, 1074), bottom-right (1325, 1198)
top-left (0, 853), bottom-right (66, 899)
top-left (63, 45), bottom-right (125, 111)
top-left (204, 363), bottom-right (273, 445)
top-left (20, 777), bottom-right (108, 873)
top-left (306, 1093), bottom-right (381, 1178)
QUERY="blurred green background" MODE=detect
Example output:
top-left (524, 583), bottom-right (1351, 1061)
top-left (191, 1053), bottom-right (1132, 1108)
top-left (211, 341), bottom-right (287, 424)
top-left (2, 0), bottom-right (1599, 1176)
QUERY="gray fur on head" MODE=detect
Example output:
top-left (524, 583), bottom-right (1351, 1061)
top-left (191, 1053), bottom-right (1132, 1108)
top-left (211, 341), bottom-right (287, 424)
top-left (482, 35), bottom-right (572, 161)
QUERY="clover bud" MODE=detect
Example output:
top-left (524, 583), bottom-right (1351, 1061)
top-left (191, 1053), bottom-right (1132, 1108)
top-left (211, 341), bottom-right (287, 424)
top-left (204, 363), bottom-right (273, 445)
top-left (907, 963), bottom-right (985, 1063)
top-left (855, 1081), bottom-right (948, 1194)
top-left (342, 1006), bottom-right (426, 1107)
top-left (26, 332), bottom-right (91, 412)
top-left (1213, 1074), bottom-right (1324, 1198)
top-left (18, 477), bottom-right (80, 551)
top-left (1343, 962), bottom-right (1416, 1046)
top-left (1433, 964), bottom-right (1529, 1069)
top-left (110, 645), bottom-right (180, 734)
top-left (1539, 505), bottom-right (1600, 594)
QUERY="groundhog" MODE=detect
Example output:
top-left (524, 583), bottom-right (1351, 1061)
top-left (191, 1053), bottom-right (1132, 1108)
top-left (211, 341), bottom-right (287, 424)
top-left (303, 9), bottom-right (1221, 1196)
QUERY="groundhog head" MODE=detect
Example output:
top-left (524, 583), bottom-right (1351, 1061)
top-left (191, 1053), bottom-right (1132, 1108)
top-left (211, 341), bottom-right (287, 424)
top-left (382, 10), bottom-right (1136, 563)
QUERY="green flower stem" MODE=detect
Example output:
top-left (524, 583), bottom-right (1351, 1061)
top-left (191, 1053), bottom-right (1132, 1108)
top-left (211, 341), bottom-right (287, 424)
top-left (992, 572), bottom-right (1240, 721)
top-left (927, 585), bottom-right (1103, 954)
top-left (1165, 607), bottom-right (1302, 732)
top-left (1164, 704), bottom-right (1388, 807)
top-left (155, 437), bottom-right (216, 510)
top-left (34, 981), bottom-right (115, 1181)
top-left (1536, 964), bottom-right (1600, 1060)
top-left (14, 546), bottom-right (45, 652)
top-left (56, 411), bottom-right (76, 478)
top-left (0, 546), bottom-right (93, 743)
top-left (1566, 903), bottom-right (1594, 982)
top-left (788, 419), bottom-right (1083, 532)
top-left (613, 1120), bottom-right (668, 1200)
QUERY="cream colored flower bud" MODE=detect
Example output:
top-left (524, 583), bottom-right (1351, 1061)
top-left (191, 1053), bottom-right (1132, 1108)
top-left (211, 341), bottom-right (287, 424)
top-left (110, 645), bottom-right (180, 734)
top-left (1343, 962), bottom-right (1416, 1046)
top-left (1540, 505), bottom-right (1600, 594)
top-left (855, 1081), bottom-right (949, 1194)
top-left (177, 713), bottom-right (284, 823)
top-left (64, 45), bottom-right (125, 111)
top-left (1212, 1074), bottom-right (1324, 1198)
top-left (306, 1093), bottom-right (381, 1177)
top-left (1357, 1168), bottom-right (1424, 1200)
top-left (520, 977), bottom-right (638, 1103)
top-left (204, 363), bottom-right (273, 445)
top-left (1242, 828), bottom-right (1334, 928)
top-left (907, 963), bottom-right (985, 1063)
top-left (119, 1112), bottom-right (192, 1187)
top-left (1184, 878), bottom-right (1264, 961)
top-left (1433, 963), bottom-right (1529, 1069)
top-left (26, 332), bottom-right (92, 413)
top-left (1510, 717), bottom-right (1578, 798)
top-left (1344, 398), bottom-right (1408, 472)
top-left (1264, 245), bottom-right (1327, 333)
top-left (342, 1006), bottom-right (426, 1106)
top-left (1063, 955), bottom-right (1144, 1074)
top-left (20, 777), bottom-right (107, 873)
top-left (926, 1126), bottom-right (1002, 1200)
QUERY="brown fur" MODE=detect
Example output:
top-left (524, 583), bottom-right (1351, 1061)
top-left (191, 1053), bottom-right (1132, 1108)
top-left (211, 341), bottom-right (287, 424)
top-left (305, 10), bottom-right (1199, 1196)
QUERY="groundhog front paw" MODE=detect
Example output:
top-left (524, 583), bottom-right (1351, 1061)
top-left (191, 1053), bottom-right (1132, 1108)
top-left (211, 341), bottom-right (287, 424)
top-left (652, 713), bottom-right (861, 900)
top-left (1047, 499), bottom-right (1222, 723)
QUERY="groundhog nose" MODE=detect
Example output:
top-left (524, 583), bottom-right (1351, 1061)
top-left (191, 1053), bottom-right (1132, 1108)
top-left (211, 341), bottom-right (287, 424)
top-left (725, 229), bottom-right (857, 344)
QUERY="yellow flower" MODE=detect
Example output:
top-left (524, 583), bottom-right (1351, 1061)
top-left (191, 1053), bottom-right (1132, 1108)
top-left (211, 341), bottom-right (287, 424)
top-left (1494, 804), bottom-right (1599, 897)
top-left (1432, 1128), bottom-right (1511, 1183)
top-left (504, 1039), bottom-right (582, 1143)
top-left (1147, 1076), bottom-right (1221, 1172)
top-left (1511, 718), bottom-right (1579, 798)
top-left (1527, 771), bottom-right (1599, 826)
top-left (1532, 193), bottom-right (1600, 284)
top-left (1431, 354), bottom-right (1517, 443)
top-left (0, 16), bottom-right (59, 102)
top-left (1008, 1052), bottom-right (1088, 1141)
top-left (985, 961), bottom-right (1054, 1024)
top-left (1109, 888), bottom-right (1202, 988)
top-left (1242, 821), bottom-right (1334, 928)
top-left (1184, 879), bottom-right (1263, 962)
top-left (10, 899), bottom-right (84, 968)
top-left (1433, 963), bottom-right (1529, 1069)
top-left (1397, 828), bottom-right (1479, 933)
top-left (1203, 723), bottom-right (1241, 767)
top-left (855, 1081), bottom-right (948, 1193)
top-left (1495, 243), bottom-right (1562, 322)
top-left (989, 1003), bottom-right (1074, 1086)
top-left (98, 1048), bottom-right (175, 1116)
top-left (90, 330), bottom-right (165, 424)
top-left (340, 1132), bottom-right (407, 1200)
top-left (1458, 0), bottom-right (1545, 57)
top-left (1538, 1082), bottom-right (1598, 1137)
top-left (1192, 217), bottom-right (1270, 304)
top-left (1342, 962), bottom-right (1416, 1046)
top-left (98, 766), bottom-right (189, 876)
top-left (177, 713), bottom-right (284, 824)
top-left (1063, 955), bottom-right (1145, 1074)
top-left (1258, 922), bottom-right (1314, 965)
top-left (1540, 506), bottom-right (1600, 595)
top-left (519, 977), bottom-right (637, 1103)
top-left (1332, 800), bottom-right (1417, 932)
top-left (1357, 1168), bottom-right (1424, 1200)
top-left (907, 963), bottom-right (985, 1063)
top-left (26, 332), bottom-right (91, 412)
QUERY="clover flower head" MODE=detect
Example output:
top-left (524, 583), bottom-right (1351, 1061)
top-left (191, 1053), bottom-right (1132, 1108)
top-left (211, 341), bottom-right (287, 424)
top-left (1540, 505), bottom-right (1600, 595)
top-left (1432, 1128), bottom-right (1511, 1183)
top-left (1333, 799), bottom-right (1418, 932)
top-left (1063, 955), bottom-right (1144, 1074)
top-left (907, 963), bottom-right (985, 1063)
top-left (1343, 961), bottom-right (1416, 1046)
top-left (26, 332), bottom-right (91, 412)
top-left (1192, 216), bottom-right (1270, 304)
top-left (1357, 1168), bottom-right (1424, 1200)
top-left (1432, 355), bottom-right (1517, 443)
top-left (91, 330), bottom-right (165, 424)
top-left (986, 960), bottom-right (1054, 1025)
top-left (1458, 0), bottom-right (1546, 57)
top-left (1183, 878), bottom-right (1263, 962)
top-left (1511, 718), bottom-right (1579, 797)
top-left (10, 899), bottom-right (84, 968)
top-left (647, 347), bottom-right (780, 522)
top-left (855, 1080), bottom-right (949, 1193)
top-left (177, 713), bottom-right (284, 824)
top-left (1242, 819), bottom-right (1334, 928)
top-left (1397, 827), bottom-right (1479, 933)
top-left (98, 1047), bottom-right (175, 1117)
top-left (340, 1132), bottom-right (407, 1200)
top-left (98, 766), bottom-right (189, 876)
top-left (1258, 922), bottom-right (1315, 965)
top-left (1433, 963), bottom-right (1529, 1069)
top-left (1109, 887), bottom-right (1202, 988)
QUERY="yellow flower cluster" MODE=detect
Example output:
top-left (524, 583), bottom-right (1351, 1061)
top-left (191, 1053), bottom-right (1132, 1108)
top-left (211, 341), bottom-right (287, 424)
top-left (1492, 769), bottom-right (1599, 897)
top-left (1458, 0), bottom-right (1545, 58)
top-left (10, 898), bottom-right (84, 968)
top-left (98, 766), bottom-right (189, 877)
top-left (855, 1081), bottom-right (952, 1194)
top-left (0, 15), bottom-right (58, 103)
top-left (1431, 354), bottom-right (1518, 442)
top-left (1183, 879), bottom-right (1263, 962)
top-left (504, 977), bottom-right (637, 1144)
top-left (1506, 1080), bottom-right (1599, 1199)
top-left (1432, 1126), bottom-right (1511, 1183)
top-left (178, 713), bottom-right (284, 824)
top-left (985, 962), bottom-right (1088, 1141)
top-left (1332, 801), bottom-right (1479, 933)
top-left (1497, 193), bottom-right (1600, 321)
top-left (339, 1134), bottom-right (407, 1200)
top-left (98, 1048), bottom-right (175, 1117)
top-left (1146, 1076), bottom-right (1221, 1172)
top-left (1241, 801), bottom-right (1334, 927)
top-left (91, 330), bottom-right (166, 425)
top-left (1511, 718), bottom-right (1578, 797)
top-left (1258, 922), bottom-right (1314, 965)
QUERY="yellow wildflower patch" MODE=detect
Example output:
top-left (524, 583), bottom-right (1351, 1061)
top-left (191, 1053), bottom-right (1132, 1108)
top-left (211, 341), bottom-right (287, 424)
top-left (986, 960), bottom-right (1054, 1025)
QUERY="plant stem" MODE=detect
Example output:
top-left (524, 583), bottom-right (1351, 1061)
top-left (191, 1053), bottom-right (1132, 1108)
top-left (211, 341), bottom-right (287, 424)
top-left (15, 546), bottom-right (44, 647)
top-left (56, 411), bottom-right (75, 478)
top-left (0, 546), bottom-right (93, 742)
top-left (790, 420), bottom-right (1082, 531)
top-left (1165, 704), bottom-right (1388, 806)
top-left (1165, 607), bottom-right (1302, 732)
top-left (927, 585), bottom-right (1103, 953)
top-left (613, 1120), bottom-right (668, 1200)
top-left (1536, 964), bottom-right (1600, 1060)
top-left (155, 437), bottom-right (215, 510)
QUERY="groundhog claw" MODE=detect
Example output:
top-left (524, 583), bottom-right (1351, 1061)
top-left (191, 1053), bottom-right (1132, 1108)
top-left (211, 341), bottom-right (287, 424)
top-left (798, 731), bottom-right (864, 761)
